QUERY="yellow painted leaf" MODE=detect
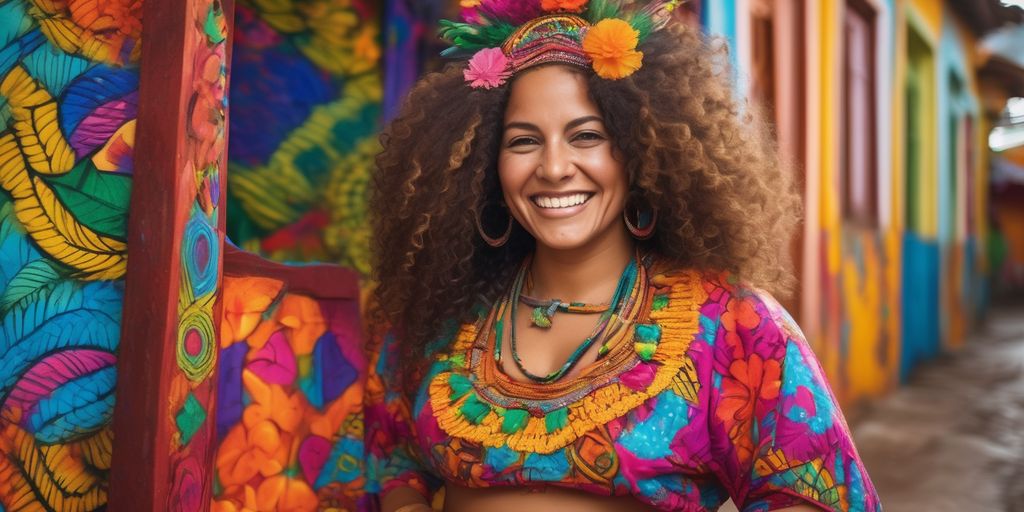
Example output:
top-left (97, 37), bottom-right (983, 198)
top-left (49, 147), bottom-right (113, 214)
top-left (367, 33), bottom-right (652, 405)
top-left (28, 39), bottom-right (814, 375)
top-left (4, 424), bottom-right (106, 511)
top-left (0, 133), bottom-right (126, 280)
top-left (0, 66), bottom-right (75, 175)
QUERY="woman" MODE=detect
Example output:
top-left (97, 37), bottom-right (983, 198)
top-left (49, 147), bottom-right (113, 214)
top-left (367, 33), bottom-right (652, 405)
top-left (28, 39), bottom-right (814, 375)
top-left (365, 2), bottom-right (881, 511)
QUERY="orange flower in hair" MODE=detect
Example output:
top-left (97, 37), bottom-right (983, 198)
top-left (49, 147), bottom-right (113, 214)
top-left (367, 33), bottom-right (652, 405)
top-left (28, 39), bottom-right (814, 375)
top-left (582, 18), bottom-right (643, 79)
top-left (541, 0), bottom-right (588, 13)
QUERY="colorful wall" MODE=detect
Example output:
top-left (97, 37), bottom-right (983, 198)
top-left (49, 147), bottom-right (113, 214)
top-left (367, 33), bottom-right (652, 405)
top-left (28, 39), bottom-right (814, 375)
top-left (705, 0), bottom-right (1002, 405)
top-left (0, 1), bottom-right (139, 509)
top-left (224, 0), bottom-right (447, 274)
top-left (212, 262), bottom-right (366, 511)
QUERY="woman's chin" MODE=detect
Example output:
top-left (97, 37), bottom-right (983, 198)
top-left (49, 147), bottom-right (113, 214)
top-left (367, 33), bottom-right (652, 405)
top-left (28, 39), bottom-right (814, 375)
top-left (531, 229), bottom-right (602, 253)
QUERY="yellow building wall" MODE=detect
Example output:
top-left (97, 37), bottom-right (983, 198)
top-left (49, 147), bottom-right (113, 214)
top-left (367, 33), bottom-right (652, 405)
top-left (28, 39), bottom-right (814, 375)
top-left (816, 0), bottom-right (904, 404)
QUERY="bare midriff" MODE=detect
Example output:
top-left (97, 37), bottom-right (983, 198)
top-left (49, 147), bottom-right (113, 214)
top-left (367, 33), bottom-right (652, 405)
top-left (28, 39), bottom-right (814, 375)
top-left (443, 483), bottom-right (661, 512)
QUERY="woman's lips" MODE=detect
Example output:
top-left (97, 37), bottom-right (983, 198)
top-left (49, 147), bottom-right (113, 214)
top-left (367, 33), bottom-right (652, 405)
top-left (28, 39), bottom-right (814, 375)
top-left (528, 192), bottom-right (594, 218)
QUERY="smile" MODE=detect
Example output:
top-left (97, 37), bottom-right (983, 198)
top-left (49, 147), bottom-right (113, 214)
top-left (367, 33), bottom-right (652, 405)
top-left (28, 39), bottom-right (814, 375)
top-left (530, 193), bottom-right (593, 209)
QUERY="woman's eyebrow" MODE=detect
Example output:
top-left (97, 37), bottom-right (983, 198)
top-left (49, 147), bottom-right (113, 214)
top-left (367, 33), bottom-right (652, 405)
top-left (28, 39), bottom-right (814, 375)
top-left (504, 115), bottom-right (604, 133)
top-left (565, 115), bottom-right (603, 131)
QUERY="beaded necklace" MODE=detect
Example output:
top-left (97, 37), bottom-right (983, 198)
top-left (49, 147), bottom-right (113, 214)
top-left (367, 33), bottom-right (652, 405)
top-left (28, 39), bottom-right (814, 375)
top-left (494, 254), bottom-right (641, 383)
top-left (518, 290), bottom-right (610, 329)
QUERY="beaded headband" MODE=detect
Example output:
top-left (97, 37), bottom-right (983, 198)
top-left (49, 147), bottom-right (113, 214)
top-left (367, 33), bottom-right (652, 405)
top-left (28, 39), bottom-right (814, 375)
top-left (440, 0), bottom-right (683, 89)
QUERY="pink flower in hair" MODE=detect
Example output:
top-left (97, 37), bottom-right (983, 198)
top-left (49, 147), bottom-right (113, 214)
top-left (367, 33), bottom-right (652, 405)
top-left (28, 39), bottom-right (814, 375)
top-left (464, 48), bottom-right (511, 89)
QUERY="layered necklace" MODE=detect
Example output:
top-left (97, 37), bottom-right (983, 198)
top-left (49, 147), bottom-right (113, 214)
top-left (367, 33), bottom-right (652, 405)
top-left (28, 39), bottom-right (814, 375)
top-left (493, 253), bottom-right (646, 383)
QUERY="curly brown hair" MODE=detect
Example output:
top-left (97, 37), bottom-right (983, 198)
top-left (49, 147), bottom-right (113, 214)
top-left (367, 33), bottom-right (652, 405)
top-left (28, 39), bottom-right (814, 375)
top-left (370, 21), bottom-right (801, 385)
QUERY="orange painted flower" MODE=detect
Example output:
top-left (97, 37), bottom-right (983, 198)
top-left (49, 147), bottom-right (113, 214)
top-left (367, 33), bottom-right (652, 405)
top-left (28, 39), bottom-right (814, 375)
top-left (582, 18), bottom-right (643, 79)
top-left (716, 354), bottom-right (782, 462)
top-left (541, 0), bottom-right (588, 13)
top-left (255, 475), bottom-right (319, 511)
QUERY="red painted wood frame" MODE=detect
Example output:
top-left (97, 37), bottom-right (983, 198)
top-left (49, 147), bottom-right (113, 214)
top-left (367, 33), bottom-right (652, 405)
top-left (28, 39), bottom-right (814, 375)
top-left (109, 0), bottom-right (235, 509)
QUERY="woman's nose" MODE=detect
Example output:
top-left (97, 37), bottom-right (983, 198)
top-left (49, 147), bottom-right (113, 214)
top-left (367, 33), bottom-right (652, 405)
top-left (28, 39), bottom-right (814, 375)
top-left (536, 142), bottom-right (575, 182)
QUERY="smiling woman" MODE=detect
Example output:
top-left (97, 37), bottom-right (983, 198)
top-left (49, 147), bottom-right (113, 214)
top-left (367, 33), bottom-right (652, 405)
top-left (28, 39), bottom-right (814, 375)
top-left (366, 2), bottom-right (881, 511)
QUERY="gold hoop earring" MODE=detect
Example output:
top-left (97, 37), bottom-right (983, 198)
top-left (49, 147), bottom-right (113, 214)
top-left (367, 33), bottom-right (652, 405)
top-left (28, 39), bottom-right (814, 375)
top-left (624, 207), bottom-right (657, 240)
top-left (476, 203), bottom-right (513, 247)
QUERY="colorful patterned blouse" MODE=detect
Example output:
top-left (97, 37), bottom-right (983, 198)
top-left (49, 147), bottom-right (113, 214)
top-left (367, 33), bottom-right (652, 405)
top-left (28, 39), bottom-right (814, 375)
top-left (364, 264), bottom-right (881, 511)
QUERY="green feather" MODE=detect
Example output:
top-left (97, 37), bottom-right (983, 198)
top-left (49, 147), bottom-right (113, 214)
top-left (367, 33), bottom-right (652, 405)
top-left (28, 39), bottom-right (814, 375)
top-left (629, 11), bottom-right (655, 42)
top-left (501, 408), bottom-right (530, 434)
top-left (449, 373), bottom-right (474, 401)
top-left (545, 408), bottom-right (569, 433)
top-left (584, 0), bottom-right (625, 23)
top-left (439, 19), bottom-right (517, 50)
top-left (460, 394), bottom-right (492, 425)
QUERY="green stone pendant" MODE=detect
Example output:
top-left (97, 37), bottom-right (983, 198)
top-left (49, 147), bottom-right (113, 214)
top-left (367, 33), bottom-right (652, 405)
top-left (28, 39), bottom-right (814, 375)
top-left (531, 306), bottom-right (552, 328)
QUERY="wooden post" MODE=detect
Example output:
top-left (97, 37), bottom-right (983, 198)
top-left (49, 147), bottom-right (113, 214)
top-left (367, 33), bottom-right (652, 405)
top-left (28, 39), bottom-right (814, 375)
top-left (110, 0), bottom-right (233, 509)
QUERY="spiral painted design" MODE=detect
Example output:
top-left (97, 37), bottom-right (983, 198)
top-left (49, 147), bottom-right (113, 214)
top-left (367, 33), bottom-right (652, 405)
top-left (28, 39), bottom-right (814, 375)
top-left (176, 303), bottom-right (216, 381)
top-left (182, 215), bottom-right (218, 299)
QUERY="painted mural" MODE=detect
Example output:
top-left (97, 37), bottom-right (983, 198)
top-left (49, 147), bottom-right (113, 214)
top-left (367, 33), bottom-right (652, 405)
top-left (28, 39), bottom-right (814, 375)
top-left (224, 0), bottom-right (383, 274)
top-left (212, 276), bottom-right (367, 511)
top-left (700, 0), bottom-right (1008, 404)
top-left (0, 0), bottom-right (140, 510)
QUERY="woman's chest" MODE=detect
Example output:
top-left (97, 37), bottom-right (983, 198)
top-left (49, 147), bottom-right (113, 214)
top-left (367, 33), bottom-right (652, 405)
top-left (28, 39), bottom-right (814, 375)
top-left (417, 382), bottom-right (717, 491)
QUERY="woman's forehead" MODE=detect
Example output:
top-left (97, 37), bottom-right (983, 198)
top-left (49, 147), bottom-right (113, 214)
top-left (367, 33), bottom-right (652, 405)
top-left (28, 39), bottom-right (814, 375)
top-left (504, 66), bottom-right (601, 123)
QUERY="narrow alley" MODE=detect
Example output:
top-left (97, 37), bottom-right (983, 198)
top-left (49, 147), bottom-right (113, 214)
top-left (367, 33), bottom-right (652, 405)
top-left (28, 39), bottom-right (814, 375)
top-left (853, 302), bottom-right (1024, 511)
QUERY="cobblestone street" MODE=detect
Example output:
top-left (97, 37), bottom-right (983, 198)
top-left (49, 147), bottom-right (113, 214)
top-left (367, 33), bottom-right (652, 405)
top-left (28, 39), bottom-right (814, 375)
top-left (852, 302), bottom-right (1024, 512)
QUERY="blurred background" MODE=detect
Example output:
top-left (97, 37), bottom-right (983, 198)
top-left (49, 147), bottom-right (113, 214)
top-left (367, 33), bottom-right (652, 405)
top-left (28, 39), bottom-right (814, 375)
top-left (2, 0), bottom-right (1024, 510)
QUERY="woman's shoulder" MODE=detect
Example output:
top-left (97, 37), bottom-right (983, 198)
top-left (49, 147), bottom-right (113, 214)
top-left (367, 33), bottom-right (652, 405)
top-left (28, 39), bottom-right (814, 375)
top-left (649, 259), bottom-right (801, 341)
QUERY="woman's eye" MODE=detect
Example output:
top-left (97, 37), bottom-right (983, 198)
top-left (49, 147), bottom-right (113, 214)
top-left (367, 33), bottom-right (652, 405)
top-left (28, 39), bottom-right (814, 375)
top-left (573, 131), bottom-right (605, 142)
top-left (507, 137), bottom-right (538, 147)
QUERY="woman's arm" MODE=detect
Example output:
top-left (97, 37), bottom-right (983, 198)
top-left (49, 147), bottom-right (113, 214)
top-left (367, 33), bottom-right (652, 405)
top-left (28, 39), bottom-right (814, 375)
top-left (707, 285), bottom-right (881, 511)
top-left (382, 485), bottom-right (433, 512)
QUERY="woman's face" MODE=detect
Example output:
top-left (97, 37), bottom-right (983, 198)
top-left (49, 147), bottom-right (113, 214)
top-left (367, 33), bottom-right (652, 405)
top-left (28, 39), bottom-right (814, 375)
top-left (498, 65), bottom-right (630, 253)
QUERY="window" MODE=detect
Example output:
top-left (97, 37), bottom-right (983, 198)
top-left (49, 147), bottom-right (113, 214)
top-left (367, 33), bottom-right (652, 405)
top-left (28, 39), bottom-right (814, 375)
top-left (841, 0), bottom-right (878, 225)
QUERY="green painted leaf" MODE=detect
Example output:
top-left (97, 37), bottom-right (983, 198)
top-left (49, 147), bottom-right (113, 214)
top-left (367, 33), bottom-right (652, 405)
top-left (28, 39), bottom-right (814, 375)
top-left (0, 259), bottom-right (60, 313)
top-left (44, 158), bottom-right (131, 239)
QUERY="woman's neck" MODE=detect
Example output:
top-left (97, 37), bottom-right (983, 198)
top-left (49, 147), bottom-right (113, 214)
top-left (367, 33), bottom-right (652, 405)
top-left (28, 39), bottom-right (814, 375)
top-left (528, 229), bottom-right (635, 303)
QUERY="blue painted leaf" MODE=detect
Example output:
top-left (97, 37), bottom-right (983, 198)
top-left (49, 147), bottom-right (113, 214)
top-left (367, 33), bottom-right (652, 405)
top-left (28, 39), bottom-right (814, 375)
top-left (0, 280), bottom-right (122, 400)
top-left (60, 64), bottom-right (138, 136)
top-left (0, 28), bottom-right (44, 81)
top-left (29, 366), bottom-right (116, 443)
top-left (0, 1), bottom-right (32, 48)
top-left (22, 37), bottom-right (90, 97)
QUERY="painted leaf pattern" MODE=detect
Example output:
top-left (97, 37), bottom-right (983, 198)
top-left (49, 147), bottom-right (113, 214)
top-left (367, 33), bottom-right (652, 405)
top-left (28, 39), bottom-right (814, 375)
top-left (0, 1), bottom-right (134, 509)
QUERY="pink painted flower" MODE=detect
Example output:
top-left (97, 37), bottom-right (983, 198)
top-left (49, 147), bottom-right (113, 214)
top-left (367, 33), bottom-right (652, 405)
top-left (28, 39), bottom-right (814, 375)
top-left (464, 48), bottom-right (511, 89)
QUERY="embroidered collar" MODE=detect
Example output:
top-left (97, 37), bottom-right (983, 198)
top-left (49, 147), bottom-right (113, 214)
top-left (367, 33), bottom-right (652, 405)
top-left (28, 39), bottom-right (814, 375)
top-left (427, 268), bottom-right (706, 454)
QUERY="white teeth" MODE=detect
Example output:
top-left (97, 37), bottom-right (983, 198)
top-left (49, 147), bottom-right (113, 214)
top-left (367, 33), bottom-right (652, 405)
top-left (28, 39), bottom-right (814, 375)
top-left (533, 193), bottom-right (589, 209)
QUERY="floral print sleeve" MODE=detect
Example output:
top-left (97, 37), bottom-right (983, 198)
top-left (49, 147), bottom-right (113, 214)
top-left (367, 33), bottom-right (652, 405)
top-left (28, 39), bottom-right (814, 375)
top-left (363, 306), bottom-right (438, 502)
top-left (708, 286), bottom-right (880, 511)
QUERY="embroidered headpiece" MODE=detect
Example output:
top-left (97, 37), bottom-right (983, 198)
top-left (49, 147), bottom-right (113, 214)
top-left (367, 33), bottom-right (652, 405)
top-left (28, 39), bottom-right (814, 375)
top-left (441, 0), bottom-right (684, 88)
